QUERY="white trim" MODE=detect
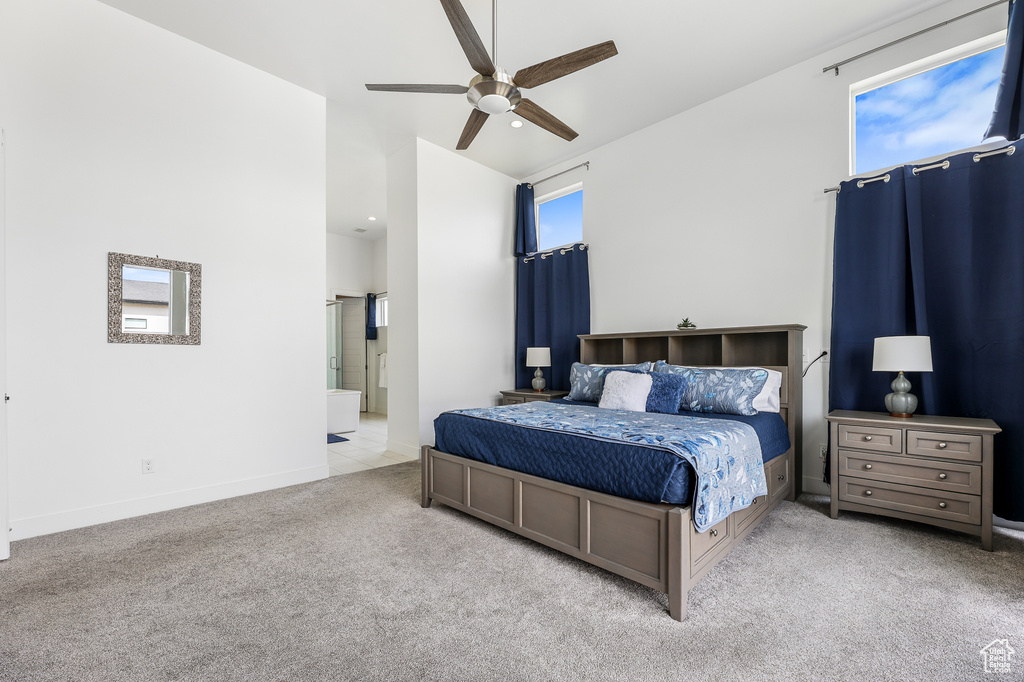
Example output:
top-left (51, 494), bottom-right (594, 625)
top-left (849, 30), bottom-right (1007, 176)
top-left (7, 464), bottom-right (329, 541)
top-left (328, 288), bottom-right (365, 300)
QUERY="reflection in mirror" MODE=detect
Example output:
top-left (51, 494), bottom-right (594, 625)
top-left (121, 265), bottom-right (189, 335)
top-left (108, 253), bottom-right (201, 345)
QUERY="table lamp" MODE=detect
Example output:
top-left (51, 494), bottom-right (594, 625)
top-left (872, 336), bottom-right (933, 417)
top-left (526, 347), bottom-right (551, 392)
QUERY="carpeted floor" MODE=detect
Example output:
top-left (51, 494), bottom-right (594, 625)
top-left (1, 461), bottom-right (1021, 682)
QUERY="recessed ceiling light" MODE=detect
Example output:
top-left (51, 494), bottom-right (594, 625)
top-left (510, 120), bottom-right (524, 129)
top-left (368, 216), bottom-right (377, 221)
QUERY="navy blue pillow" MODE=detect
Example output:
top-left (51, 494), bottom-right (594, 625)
top-left (646, 372), bottom-right (688, 414)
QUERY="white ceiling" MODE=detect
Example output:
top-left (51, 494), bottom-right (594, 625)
top-left (96, 0), bottom-right (953, 240)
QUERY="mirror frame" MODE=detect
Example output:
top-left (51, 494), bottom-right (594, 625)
top-left (107, 252), bottom-right (202, 345)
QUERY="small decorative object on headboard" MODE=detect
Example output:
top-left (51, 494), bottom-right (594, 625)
top-left (677, 318), bottom-right (697, 329)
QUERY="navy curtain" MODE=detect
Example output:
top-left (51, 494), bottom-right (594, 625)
top-left (829, 141), bottom-right (1024, 521)
top-left (514, 183), bottom-right (537, 256)
top-left (515, 244), bottom-right (591, 391)
top-left (365, 293), bottom-right (377, 340)
top-left (985, 0), bottom-right (1024, 141)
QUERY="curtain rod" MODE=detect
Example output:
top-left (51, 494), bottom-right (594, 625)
top-left (523, 242), bottom-right (589, 262)
top-left (822, 0), bottom-right (1007, 76)
top-left (823, 144), bottom-right (1016, 193)
top-left (527, 161), bottom-right (589, 188)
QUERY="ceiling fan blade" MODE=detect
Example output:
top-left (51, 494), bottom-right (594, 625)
top-left (365, 84), bottom-right (469, 94)
top-left (513, 40), bottom-right (618, 89)
top-left (514, 99), bottom-right (578, 142)
top-left (457, 109), bottom-right (489, 150)
top-left (439, 0), bottom-right (495, 77)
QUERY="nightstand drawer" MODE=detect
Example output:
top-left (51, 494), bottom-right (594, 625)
top-left (501, 396), bottom-right (525, 405)
top-left (907, 430), bottom-right (982, 462)
top-left (837, 424), bottom-right (902, 453)
top-left (839, 478), bottom-right (980, 525)
top-left (838, 451), bottom-right (981, 495)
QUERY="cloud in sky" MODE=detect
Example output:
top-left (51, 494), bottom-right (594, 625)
top-left (855, 47), bottom-right (1005, 173)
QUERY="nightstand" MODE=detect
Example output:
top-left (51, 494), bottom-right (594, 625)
top-left (826, 410), bottom-right (1000, 550)
top-left (499, 389), bottom-right (569, 405)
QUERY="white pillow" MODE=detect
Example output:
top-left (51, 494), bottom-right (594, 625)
top-left (598, 371), bottom-right (653, 412)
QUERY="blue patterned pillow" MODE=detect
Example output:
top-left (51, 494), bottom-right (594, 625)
top-left (654, 361), bottom-right (768, 416)
top-left (646, 372), bottom-right (688, 414)
top-left (567, 362), bottom-right (654, 402)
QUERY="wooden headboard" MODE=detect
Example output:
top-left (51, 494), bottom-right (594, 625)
top-left (578, 324), bottom-right (807, 496)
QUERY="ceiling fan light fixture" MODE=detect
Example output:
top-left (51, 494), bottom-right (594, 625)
top-left (478, 93), bottom-right (511, 115)
top-left (466, 70), bottom-right (521, 115)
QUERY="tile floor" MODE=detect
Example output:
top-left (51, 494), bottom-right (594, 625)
top-left (328, 412), bottom-right (415, 476)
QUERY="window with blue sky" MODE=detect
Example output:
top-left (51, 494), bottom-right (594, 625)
top-left (855, 44), bottom-right (1005, 174)
top-left (536, 188), bottom-right (583, 251)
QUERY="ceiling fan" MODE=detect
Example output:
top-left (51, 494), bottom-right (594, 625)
top-left (365, 0), bottom-right (617, 150)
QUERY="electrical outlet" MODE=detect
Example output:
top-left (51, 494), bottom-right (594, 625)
top-left (819, 444), bottom-right (828, 461)
top-left (819, 347), bottom-right (830, 363)
top-left (142, 458), bottom-right (155, 474)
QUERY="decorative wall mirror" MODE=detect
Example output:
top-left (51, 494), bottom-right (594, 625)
top-left (107, 252), bottom-right (202, 345)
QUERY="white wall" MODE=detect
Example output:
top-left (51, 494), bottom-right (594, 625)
top-left (372, 236), bottom-right (387, 294)
top-left (326, 232), bottom-right (374, 299)
top-left (522, 0), bottom-right (1004, 495)
top-left (386, 139), bottom-right (516, 456)
top-left (415, 140), bottom-right (517, 445)
top-left (0, 0), bottom-right (327, 539)
top-left (385, 142), bottom-right (420, 455)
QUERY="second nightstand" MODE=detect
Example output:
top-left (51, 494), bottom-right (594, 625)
top-left (499, 389), bottom-right (569, 405)
top-left (827, 410), bottom-right (1000, 550)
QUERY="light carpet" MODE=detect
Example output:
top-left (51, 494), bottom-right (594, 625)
top-left (1, 461), bottom-right (1021, 681)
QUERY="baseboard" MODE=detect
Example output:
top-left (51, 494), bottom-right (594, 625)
top-left (386, 439), bottom-right (420, 459)
top-left (802, 476), bottom-right (830, 496)
top-left (9, 464), bottom-right (330, 541)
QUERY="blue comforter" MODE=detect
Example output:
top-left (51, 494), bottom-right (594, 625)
top-left (435, 401), bottom-right (772, 531)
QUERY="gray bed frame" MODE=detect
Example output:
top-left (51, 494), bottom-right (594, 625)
top-left (421, 324), bottom-right (806, 621)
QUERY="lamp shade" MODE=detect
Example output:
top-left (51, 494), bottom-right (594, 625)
top-left (526, 347), bottom-right (551, 367)
top-left (872, 336), bottom-right (933, 372)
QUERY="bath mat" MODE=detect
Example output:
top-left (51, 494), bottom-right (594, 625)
top-left (328, 434), bottom-right (349, 444)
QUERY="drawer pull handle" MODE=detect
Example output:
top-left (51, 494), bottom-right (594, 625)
top-left (777, 474), bottom-right (785, 481)
top-left (938, 502), bottom-right (947, 509)
top-left (864, 490), bottom-right (873, 496)
top-left (753, 498), bottom-right (759, 505)
top-left (710, 529), bottom-right (719, 537)
top-left (864, 435), bottom-right (873, 441)
top-left (938, 473), bottom-right (948, 480)
top-left (938, 442), bottom-right (948, 449)
top-left (864, 464), bottom-right (873, 470)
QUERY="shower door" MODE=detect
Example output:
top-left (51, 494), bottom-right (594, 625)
top-left (326, 303), bottom-right (343, 389)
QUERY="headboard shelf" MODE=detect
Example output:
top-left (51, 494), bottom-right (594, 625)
top-left (579, 324), bottom-right (807, 496)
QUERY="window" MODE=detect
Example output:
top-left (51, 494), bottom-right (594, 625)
top-left (376, 296), bottom-right (388, 327)
top-left (852, 33), bottom-right (1006, 175)
top-left (535, 184), bottom-right (583, 251)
